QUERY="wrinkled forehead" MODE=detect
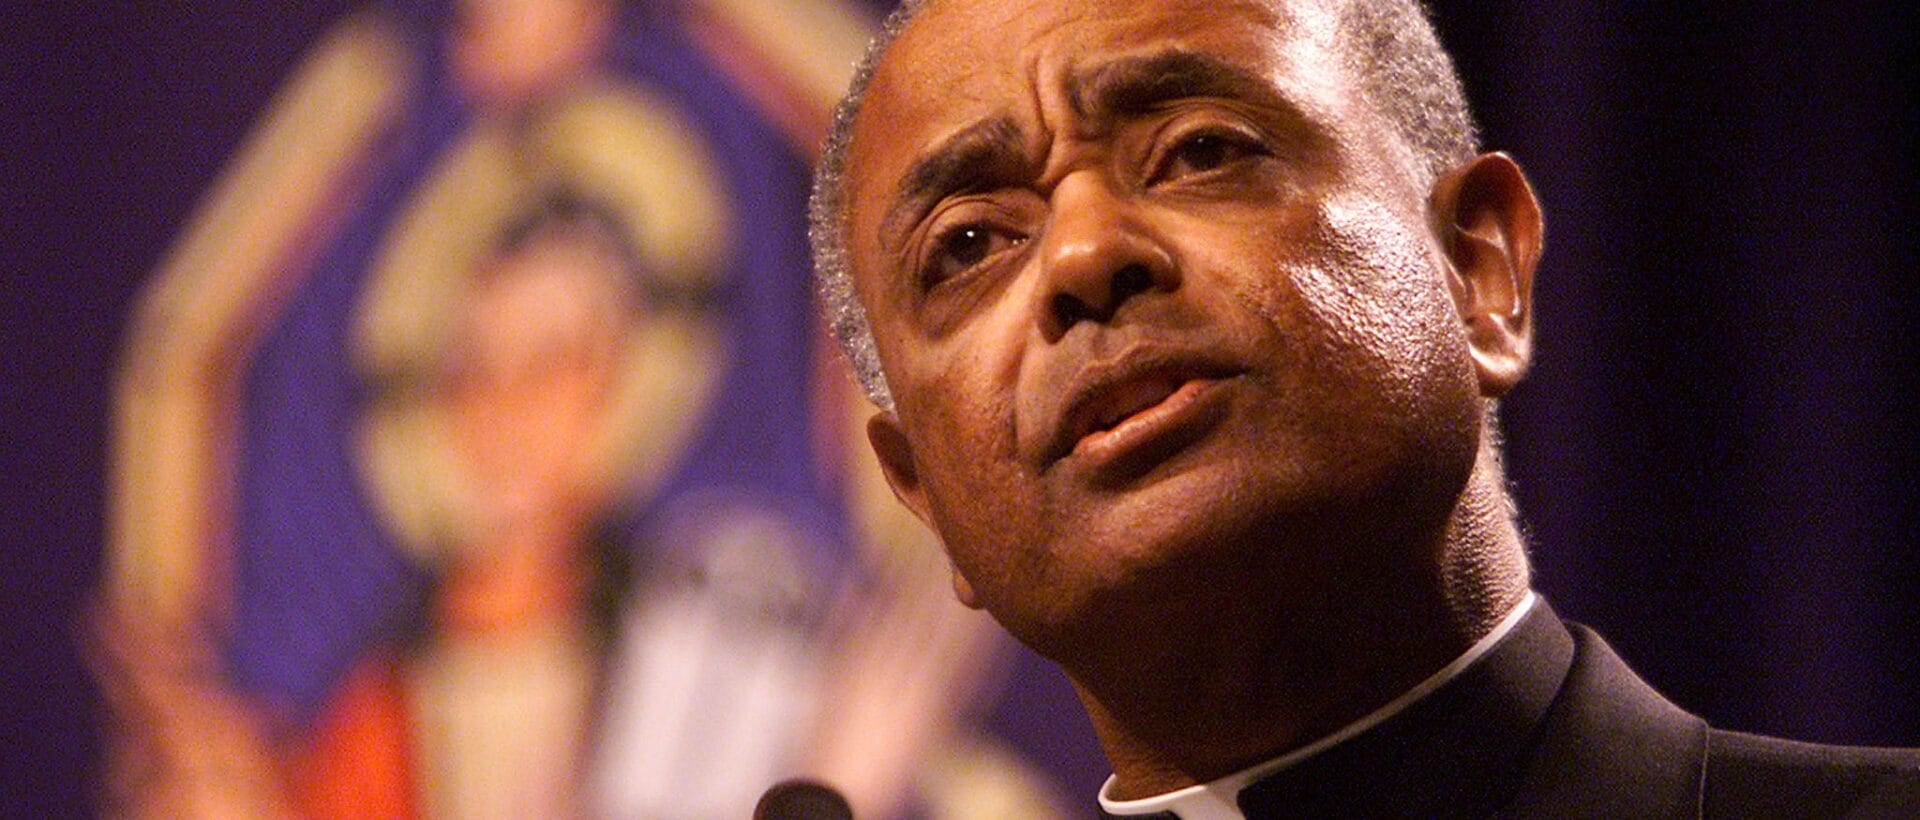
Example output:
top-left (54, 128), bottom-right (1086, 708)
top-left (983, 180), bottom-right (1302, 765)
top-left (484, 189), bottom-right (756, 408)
top-left (844, 0), bottom-right (1351, 227)
top-left (877, 0), bottom-right (1318, 95)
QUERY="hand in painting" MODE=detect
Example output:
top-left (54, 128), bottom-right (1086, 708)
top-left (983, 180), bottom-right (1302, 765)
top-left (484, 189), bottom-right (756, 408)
top-left (87, 600), bottom-right (291, 820)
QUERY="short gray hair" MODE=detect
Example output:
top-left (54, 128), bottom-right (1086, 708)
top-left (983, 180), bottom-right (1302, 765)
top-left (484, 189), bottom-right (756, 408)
top-left (808, 0), bottom-right (1480, 411)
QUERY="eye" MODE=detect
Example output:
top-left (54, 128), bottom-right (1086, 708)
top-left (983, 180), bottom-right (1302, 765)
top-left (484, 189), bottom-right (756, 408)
top-left (922, 221), bottom-right (1024, 286)
top-left (1152, 128), bottom-right (1265, 184)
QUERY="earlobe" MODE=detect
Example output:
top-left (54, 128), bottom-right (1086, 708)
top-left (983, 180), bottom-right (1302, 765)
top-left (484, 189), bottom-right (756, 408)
top-left (1432, 152), bottom-right (1543, 398)
top-left (951, 570), bottom-right (981, 609)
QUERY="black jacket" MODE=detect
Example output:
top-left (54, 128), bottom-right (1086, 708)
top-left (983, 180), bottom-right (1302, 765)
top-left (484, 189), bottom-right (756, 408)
top-left (1104, 601), bottom-right (1920, 818)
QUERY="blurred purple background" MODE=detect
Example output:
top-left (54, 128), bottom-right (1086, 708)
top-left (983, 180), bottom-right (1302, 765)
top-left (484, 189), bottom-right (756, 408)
top-left (5, 2), bottom-right (1916, 816)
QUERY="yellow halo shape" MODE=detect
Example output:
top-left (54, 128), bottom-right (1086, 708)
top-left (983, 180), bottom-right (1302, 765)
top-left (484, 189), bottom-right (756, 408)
top-left (354, 77), bottom-right (733, 564)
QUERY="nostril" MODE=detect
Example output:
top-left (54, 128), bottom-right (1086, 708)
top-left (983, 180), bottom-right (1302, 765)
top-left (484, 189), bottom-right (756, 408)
top-left (1049, 264), bottom-right (1156, 331)
top-left (1113, 264), bottom-right (1152, 299)
top-left (1051, 293), bottom-right (1090, 328)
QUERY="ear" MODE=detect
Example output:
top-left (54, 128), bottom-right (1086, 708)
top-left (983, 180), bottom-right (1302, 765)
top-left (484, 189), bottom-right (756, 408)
top-left (866, 411), bottom-right (983, 609)
top-left (1430, 152), bottom-right (1542, 398)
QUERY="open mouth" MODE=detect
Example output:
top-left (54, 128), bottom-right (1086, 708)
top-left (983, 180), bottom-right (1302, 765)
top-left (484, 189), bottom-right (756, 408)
top-left (1072, 376), bottom-right (1219, 456)
top-left (1046, 356), bottom-right (1240, 471)
top-left (1076, 376), bottom-right (1188, 444)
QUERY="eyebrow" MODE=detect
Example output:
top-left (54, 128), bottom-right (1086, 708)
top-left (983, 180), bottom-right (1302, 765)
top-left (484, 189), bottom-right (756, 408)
top-left (875, 52), bottom-right (1304, 256)
top-left (1069, 50), bottom-right (1291, 123)
top-left (880, 115), bottom-right (1029, 254)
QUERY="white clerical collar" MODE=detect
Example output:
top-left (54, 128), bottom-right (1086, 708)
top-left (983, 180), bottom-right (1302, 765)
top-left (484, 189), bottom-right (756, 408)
top-left (1098, 591), bottom-right (1539, 820)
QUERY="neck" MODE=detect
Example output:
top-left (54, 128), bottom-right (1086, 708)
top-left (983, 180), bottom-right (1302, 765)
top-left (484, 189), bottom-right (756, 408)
top-left (439, 516), bottom-right (591, 638)
top-left (1078, 448), bottom-right (1529, 800)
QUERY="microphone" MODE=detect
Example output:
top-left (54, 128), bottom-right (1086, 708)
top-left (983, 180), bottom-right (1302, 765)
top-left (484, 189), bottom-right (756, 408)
top-left (753, 779), bottom-right (853, 820)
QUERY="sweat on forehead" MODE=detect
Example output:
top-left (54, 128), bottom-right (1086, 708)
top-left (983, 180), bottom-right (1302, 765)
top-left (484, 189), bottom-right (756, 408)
top-left (806, 0), bottom-right (1477, 410)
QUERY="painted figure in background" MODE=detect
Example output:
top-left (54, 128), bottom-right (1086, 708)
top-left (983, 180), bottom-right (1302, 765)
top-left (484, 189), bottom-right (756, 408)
top-left (92, 0), bottom-right (1076, 816)
top-left (375, 194), bottom-right (652, 817)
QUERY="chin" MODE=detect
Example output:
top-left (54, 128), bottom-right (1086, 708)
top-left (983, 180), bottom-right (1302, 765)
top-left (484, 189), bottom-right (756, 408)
top-left (984, 458), bottom-right (1268, 659)
top-left (994, 430), bottom-right (1475, 665)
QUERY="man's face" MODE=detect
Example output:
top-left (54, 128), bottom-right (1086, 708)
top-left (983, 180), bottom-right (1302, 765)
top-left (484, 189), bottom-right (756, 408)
top-left (845, 0), bottom-right (1488, 658)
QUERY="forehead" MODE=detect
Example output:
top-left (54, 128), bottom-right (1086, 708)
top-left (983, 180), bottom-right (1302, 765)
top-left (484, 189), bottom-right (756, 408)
top-left (880, 0), bottom-right (1343, 128)
top-left (844, 0), bottom-right (1352, 233)
top-left (906, 0), bottom-right (1307, 73)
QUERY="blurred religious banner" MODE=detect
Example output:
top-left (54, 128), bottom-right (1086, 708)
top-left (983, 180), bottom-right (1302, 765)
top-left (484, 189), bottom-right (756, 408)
top-left (90, 1), bottom-right (1083, 817)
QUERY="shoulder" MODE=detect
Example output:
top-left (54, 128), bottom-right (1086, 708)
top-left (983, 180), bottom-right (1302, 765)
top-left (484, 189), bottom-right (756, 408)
top-left (1705, 729), bottom-right (1920, 818)
top-left (1547, 615), bottom-right (1920, 817)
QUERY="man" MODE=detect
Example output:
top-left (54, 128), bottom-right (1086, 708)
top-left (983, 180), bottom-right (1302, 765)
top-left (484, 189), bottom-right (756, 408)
top-left (807, 0), bottom-right (1920, 816)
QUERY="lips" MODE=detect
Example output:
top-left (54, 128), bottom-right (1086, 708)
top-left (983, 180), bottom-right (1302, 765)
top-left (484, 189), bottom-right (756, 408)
top-left (1042, 350), bottom-right (1241, 469)
top-left (1081, 376), bottom-right (1189, 437)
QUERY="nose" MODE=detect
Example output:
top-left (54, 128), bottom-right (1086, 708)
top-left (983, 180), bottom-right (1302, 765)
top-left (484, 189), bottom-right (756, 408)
top-left (1034, 171), bottom-right (1176, 339)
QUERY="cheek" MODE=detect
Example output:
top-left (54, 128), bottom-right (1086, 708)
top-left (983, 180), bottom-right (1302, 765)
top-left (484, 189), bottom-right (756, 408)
top-left (888, 310), bottom-right (1031, 514)
top-left (895, 285), bottom-right (1033, 455)
top-left (1313, 197), bottom-right (1466, 396)
top-left (906, 398), bottom-right (1047, 612)
top-left (895, 343), bottom-right (1052, 591)
top-left (919, 382), bottom-right (1021, 534)
top-left (1240, 195), bottom-right (1472, 411)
